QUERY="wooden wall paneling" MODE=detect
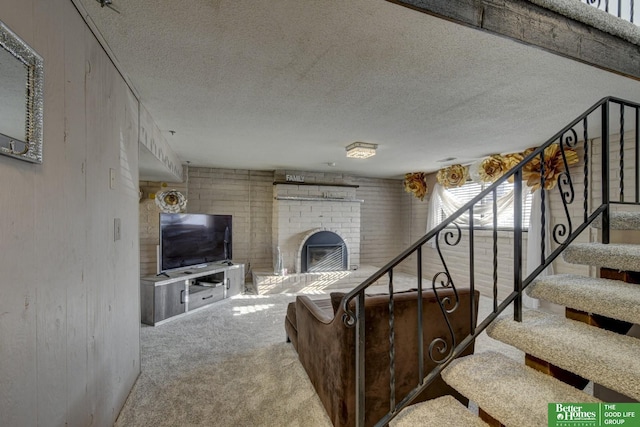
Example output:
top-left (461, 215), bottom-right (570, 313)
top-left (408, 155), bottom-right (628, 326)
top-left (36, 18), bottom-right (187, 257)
top-left (0, 0), bottom-right (33, 39)
top-left (86, 33), bottom-right (139, 426)
top-left (0, 1), bottom-right (38, 426)
top-left (32, 0), bottom-right (71, 424)
top-left (109, 72), bottom-right (140, 416)
top-left (61, 1), bottom-right (91, 425)
top-left (0, 1), bottom-right (140, 424)
top-left (83, 24), bottom-right (124, 426)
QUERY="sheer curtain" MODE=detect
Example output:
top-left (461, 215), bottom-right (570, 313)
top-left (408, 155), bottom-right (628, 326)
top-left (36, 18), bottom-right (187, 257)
top-left (426, 183), bottom-right (516, 232)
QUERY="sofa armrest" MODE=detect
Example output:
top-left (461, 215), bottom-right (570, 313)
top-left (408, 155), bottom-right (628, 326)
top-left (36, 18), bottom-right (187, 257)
top-left (296, 295), bottom-right (334, 324)
top-left (295, 296), bottom-right (354, 426)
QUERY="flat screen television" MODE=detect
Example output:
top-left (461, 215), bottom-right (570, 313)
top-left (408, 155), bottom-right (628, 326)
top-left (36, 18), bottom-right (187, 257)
top-left (159, 213), bottom-right (232, 273)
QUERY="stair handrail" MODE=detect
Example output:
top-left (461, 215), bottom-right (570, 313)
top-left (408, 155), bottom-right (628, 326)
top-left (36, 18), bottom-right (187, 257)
top-left (341, 96), bottom-right (605, 306)
top-left (341, 95), bottom-right (640, 427)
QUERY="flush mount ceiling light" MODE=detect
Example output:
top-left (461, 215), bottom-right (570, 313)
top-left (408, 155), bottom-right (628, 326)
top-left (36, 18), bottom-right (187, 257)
top-left (345, 142), bottom-right (378, 159)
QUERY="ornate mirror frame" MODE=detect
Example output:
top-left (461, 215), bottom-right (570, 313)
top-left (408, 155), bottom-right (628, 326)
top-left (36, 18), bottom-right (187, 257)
top-left (0, 19), bottom-right (43, 164)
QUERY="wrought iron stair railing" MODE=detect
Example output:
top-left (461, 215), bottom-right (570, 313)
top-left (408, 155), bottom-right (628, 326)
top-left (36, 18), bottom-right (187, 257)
top-left (584, 0), bottom-right (637, 24)
top-left (341, 96), bottom-right (640, 427)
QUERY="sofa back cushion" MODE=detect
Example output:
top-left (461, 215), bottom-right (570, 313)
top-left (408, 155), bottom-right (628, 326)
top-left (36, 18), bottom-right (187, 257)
top-left (339, 287), bottom-right (477, 426)
top-left (329, 288), bottom-right (419, 315)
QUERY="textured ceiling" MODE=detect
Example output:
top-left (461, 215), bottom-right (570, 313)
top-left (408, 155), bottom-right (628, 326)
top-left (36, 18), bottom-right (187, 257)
top-left (77, 0), bottom-right (640, 179)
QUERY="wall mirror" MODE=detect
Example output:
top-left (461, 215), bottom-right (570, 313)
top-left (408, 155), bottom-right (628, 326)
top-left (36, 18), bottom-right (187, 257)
top-left (0, 19), bottom-right (43, 164)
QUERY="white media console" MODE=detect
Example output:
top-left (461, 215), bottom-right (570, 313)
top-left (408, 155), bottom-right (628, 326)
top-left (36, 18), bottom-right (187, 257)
top-left (140, 262), bottom-right (245, 326)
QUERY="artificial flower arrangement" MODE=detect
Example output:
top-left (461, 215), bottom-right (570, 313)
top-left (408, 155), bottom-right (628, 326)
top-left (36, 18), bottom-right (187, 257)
top-left (403, 172), bottom-right (428, 200)
top-left (412, 142), bottom-right (579, 197)
top-left (155, 190), bottom-right (188, 213)
top-left (521, 143), bottom-right (579, 191)
top-left (478, 155), bottom-right (508, 183)
top-left (436, 164), bottom-right (468, 188)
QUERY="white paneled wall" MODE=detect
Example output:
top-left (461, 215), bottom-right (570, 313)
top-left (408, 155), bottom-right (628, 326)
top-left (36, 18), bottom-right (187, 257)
top-left (0, 0), bottom-right (140, 425)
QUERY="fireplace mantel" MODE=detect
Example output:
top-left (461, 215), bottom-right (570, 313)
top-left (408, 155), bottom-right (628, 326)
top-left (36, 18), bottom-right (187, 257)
top-left (275, 196), bottom-right (364, 203)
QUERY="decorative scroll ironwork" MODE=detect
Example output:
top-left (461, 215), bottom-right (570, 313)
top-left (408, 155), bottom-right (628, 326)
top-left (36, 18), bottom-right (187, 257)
top-left (620, 104), bottom-right (625, 202)
top-left (428, 225), bottom-right (462, 364)
top-left (342, 303), bottom-right (356, 328)
top-left (388, 270), bottom-right (396, 411)
top-left (636, 108), bottom-right (639, 203)
top-left (433, 223), bottom-right (461, 288)
top-left (584, 117), bottom-right (589, 222)
top-left (553, 129), bottom-right (578, 245)
top-left (541, 186), bottom-right (546, 264)
top-left (428, 279), bottom-right (460, 364)
top-left (492, 189), bottom-right (498, 313)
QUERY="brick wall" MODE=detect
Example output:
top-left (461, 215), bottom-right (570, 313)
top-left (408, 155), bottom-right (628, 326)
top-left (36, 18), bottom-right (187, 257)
top-left (139, 179), bottom-right (188, 276)
top-left (139, 137), bottom-right (623, 297)
top-left (357, 176), bottom-right (408, 267)
top-left (139, 168), bottom-right (408, 278)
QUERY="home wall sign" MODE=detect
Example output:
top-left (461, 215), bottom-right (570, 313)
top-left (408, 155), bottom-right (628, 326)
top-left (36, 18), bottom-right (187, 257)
top-left (286, 174), bottom-right (305, 183)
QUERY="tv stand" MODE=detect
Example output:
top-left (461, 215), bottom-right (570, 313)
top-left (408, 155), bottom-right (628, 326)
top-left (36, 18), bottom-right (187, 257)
top-left (140, 263), bottom-right (245, 326)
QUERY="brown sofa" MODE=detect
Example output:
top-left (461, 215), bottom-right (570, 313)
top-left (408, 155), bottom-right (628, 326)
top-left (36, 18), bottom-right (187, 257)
top-left (285, 287), bottom-right (479, 427)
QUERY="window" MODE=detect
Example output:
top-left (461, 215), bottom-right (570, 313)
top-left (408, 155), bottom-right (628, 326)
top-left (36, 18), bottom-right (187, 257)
top-left (436, 181), bottom-right (533, 229)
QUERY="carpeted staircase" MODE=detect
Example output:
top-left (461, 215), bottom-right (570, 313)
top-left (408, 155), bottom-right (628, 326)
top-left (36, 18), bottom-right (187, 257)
top-left (392, 211), bottom-right (640, 427)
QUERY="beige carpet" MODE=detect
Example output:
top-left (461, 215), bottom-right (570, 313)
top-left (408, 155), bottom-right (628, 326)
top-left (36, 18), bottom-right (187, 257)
top-left (115, 268), bottom-right (522, 426)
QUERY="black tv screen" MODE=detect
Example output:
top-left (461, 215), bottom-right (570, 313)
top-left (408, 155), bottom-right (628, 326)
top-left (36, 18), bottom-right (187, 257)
top-left (159, 213), bottom-right (232, 273)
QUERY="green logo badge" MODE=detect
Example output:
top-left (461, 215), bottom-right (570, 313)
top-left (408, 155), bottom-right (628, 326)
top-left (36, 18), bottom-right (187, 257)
top-left (549, 403), bottom-right (640, 427)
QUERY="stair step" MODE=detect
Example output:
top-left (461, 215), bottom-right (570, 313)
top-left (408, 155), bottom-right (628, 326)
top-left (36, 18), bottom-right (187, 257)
top-left (526, 274), bottom-right (640, 325)
top-left (592, 211), bottom-right (640, 230)
top-left (441, 352), bottom-right (599, 427)
top-left (562, 243), bottom-right (640, 272)
top-left (390, 395), bottom-right (489, 427)
top-left (487, 310), bottom-right (640, 401)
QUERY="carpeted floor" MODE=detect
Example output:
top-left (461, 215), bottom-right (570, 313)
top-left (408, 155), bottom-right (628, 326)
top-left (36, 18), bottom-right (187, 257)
top-left (115, 268), bottom-right (523, 426)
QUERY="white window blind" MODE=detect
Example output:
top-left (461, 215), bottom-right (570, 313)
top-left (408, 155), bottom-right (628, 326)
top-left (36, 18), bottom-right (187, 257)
top-left (437, 181), bottom-right (533, 229)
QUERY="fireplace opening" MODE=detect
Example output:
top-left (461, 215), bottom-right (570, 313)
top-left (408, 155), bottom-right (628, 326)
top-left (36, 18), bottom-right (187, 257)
top-left (307, 244), bottom-right (344, 272)
top-left (300, 231), bottom-right (348, 273)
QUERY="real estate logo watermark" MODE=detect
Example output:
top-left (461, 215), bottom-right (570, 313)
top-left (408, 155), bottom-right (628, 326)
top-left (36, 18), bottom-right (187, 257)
top-left (549, 403), bottom-right (640, 427)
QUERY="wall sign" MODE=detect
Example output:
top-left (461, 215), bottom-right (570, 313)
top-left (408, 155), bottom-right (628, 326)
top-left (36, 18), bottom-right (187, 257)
top-left (285, 174), bottom-right (305, 183)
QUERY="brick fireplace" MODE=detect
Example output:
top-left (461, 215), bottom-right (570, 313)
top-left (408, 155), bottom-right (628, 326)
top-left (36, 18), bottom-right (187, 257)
top-left (272, 180), bottom-right (361, 274)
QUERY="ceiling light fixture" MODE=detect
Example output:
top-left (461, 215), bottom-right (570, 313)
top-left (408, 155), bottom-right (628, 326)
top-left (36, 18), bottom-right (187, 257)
top-left (345, 142), bottom-right (378, 159)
